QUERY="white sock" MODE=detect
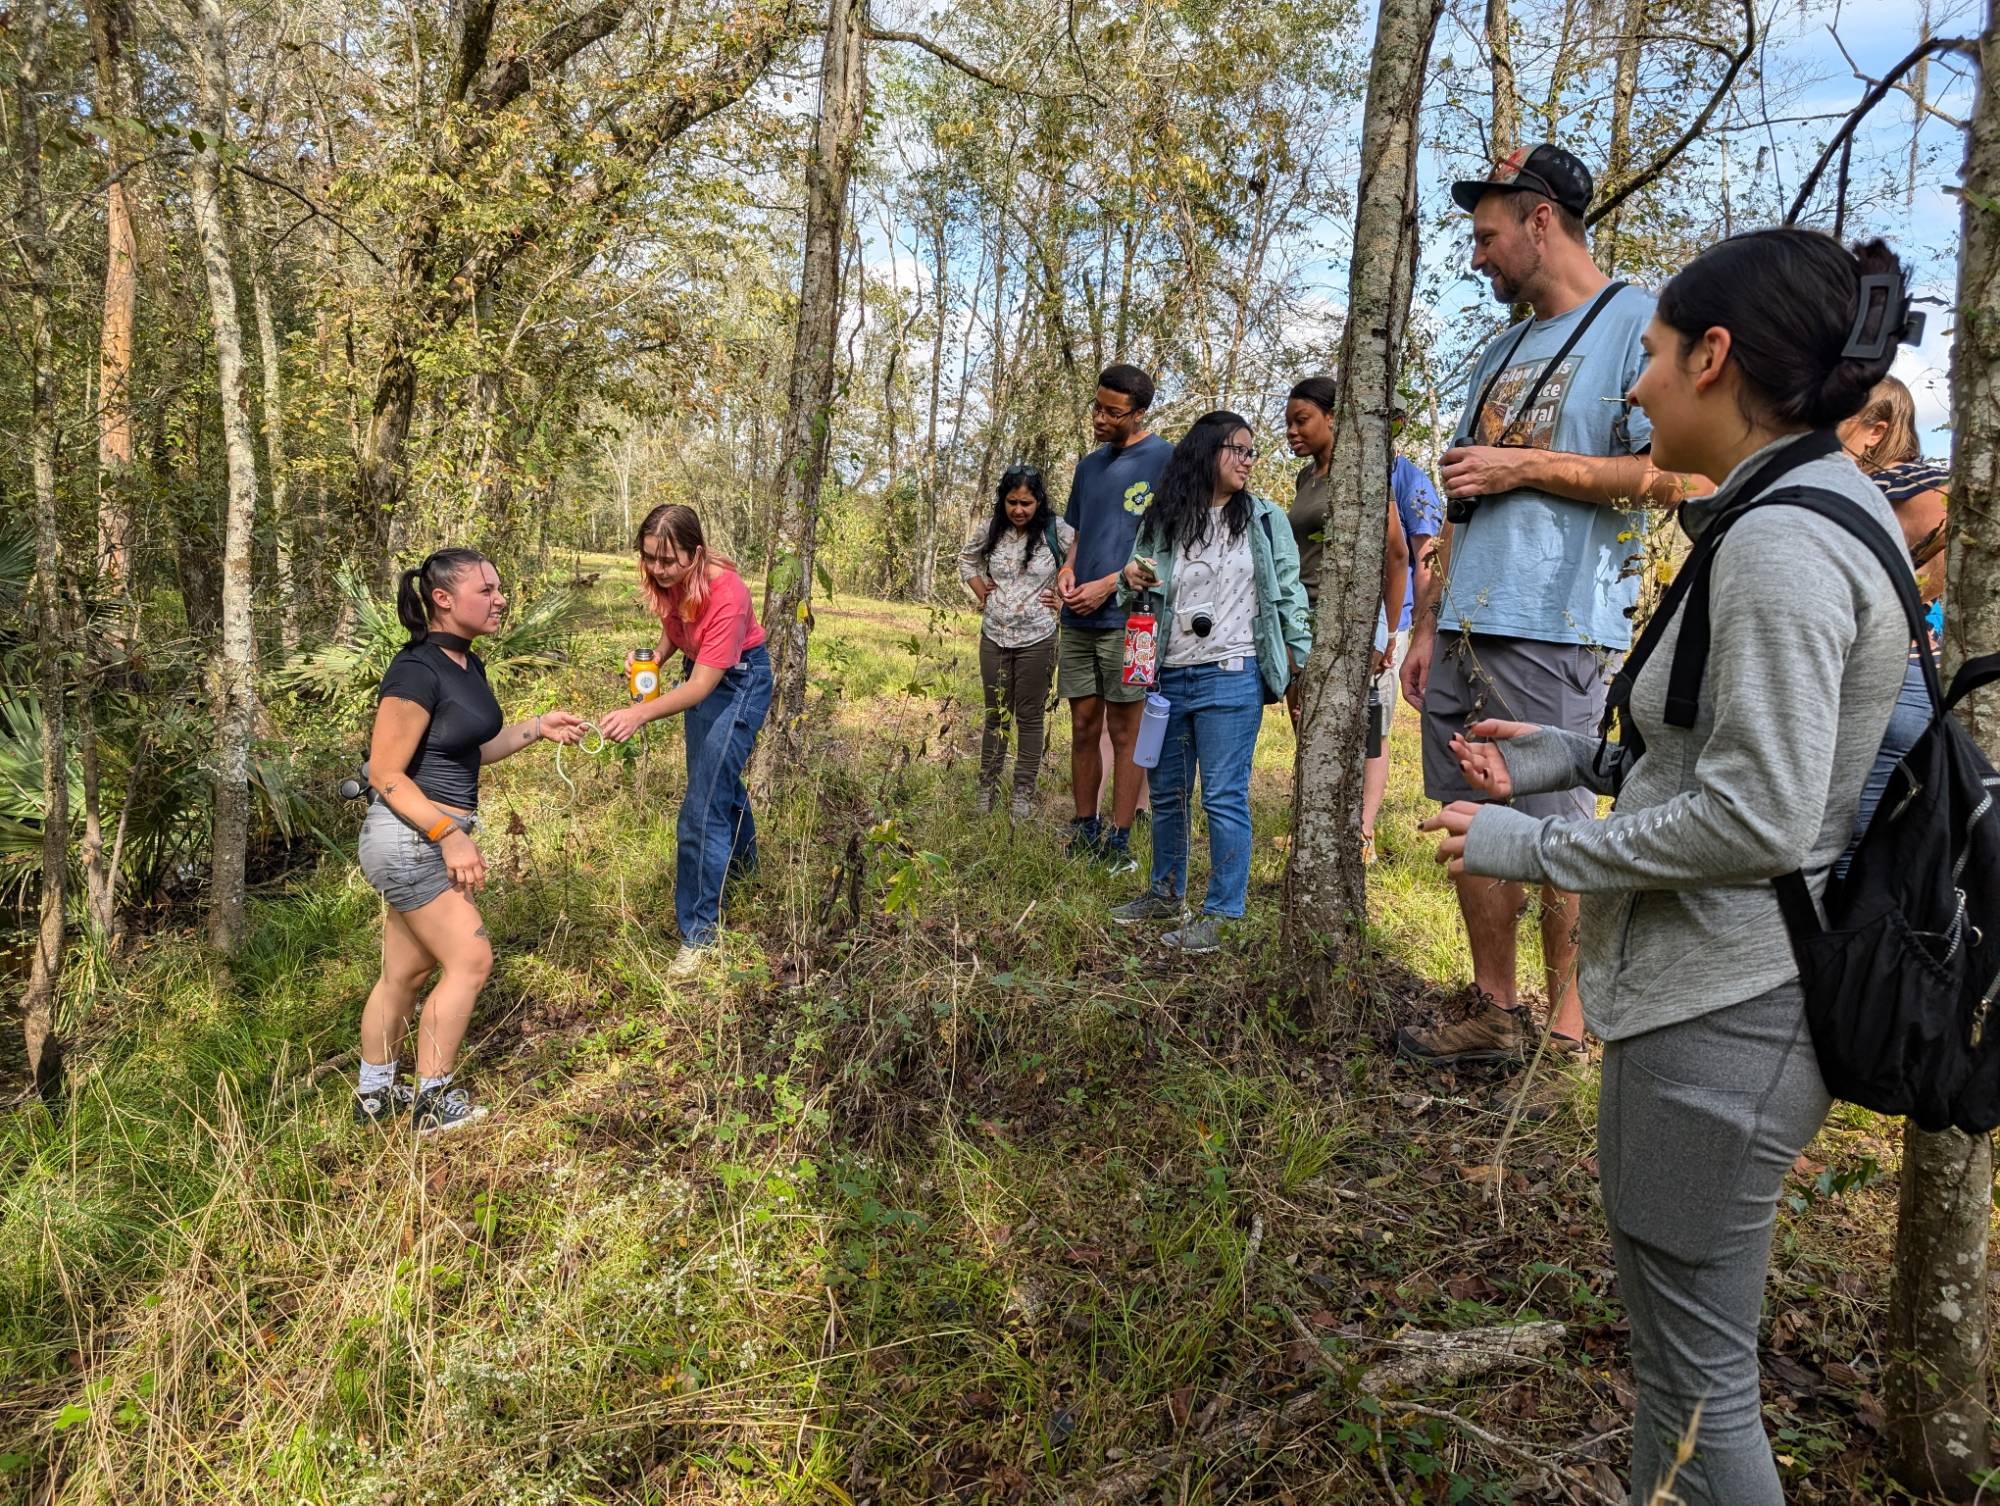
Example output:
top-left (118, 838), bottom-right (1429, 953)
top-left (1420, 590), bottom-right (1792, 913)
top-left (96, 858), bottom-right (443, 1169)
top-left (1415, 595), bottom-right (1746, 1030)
top-left (419, 1074), bottom-right (452, 1097)
top-left (358, 1058), bottom-right (397, 1096)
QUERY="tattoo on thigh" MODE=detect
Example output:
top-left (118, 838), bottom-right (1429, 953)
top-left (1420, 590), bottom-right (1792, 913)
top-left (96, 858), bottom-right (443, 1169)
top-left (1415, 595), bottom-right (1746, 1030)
top-left (474, 924), bottom-right (488, 939)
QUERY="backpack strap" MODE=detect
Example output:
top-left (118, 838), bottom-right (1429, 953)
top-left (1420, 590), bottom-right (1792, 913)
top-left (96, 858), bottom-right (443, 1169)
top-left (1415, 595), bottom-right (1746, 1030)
top-left (1598, 429), bottom-right (1855, 774)
top-left (1044, 518), bottom-right (1068, 566)
top-left (1458, 281), bottom-right (1629, 447)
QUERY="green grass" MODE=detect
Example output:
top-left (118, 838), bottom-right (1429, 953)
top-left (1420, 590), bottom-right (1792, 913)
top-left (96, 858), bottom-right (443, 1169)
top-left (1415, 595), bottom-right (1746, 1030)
top-left (0, 563), bottom-right (1933, 1504)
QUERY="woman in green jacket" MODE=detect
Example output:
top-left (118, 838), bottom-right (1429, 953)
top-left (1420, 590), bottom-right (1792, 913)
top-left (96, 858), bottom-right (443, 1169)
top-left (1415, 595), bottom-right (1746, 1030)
top-left (1109, 410), bottom-right (1311, 953)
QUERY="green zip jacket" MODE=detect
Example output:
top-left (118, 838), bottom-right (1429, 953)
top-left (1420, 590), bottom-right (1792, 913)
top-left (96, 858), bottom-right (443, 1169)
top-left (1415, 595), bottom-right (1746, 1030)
top-left (1117, 494), bottom-right (1313, 701)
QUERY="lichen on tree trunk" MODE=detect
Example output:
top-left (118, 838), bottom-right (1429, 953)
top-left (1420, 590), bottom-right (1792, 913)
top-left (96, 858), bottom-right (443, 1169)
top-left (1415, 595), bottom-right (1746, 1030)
top-left (1888, 4), bottom-right (1998, 1493)
top-left (759, 0), bottom-right (869, 772)
top-left (184, 0), bottom-right (262, 955)
top-left (1282, 0), bottom-right (1443, 1022)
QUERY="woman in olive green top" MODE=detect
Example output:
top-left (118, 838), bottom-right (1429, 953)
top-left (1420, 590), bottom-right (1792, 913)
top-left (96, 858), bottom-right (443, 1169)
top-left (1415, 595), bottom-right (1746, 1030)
top-left (1283, 375), bottom-right (1408, 864)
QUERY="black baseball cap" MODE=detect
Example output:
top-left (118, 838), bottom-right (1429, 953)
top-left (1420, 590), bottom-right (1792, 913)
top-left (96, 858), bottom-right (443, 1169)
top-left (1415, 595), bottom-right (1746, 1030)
top-left (1451, 144), bottom-right (1593, 218)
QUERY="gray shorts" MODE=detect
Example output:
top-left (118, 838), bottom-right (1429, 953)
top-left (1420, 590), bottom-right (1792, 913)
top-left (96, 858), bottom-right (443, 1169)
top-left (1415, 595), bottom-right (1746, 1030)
top-left (357, 800), bottom-right (475, 912)
top-left (1421, 632), bottom-right (1619, 821)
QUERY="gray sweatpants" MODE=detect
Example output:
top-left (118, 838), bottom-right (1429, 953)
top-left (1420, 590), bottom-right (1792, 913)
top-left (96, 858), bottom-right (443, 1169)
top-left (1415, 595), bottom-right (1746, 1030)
top-left (1598, 982), bottom-right (1830, 1506)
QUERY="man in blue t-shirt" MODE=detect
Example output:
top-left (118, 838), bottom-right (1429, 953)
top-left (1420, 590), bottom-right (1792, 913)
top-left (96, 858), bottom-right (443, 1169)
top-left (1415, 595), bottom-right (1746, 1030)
top-left (1397, 144), bottom-right (1708, 1070)
top-left (1053, 363), bottom-right (1174, 871)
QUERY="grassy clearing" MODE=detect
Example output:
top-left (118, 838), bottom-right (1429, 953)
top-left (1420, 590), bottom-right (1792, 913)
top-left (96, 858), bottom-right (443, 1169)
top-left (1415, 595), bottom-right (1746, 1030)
top-left (0, 564), bottom-right (1941, 1503)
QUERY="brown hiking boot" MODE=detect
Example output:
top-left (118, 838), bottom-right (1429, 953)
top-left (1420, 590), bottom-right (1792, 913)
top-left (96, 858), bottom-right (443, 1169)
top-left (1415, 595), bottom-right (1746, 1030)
top-left (1397, 986), bottom-right (1526, 1068)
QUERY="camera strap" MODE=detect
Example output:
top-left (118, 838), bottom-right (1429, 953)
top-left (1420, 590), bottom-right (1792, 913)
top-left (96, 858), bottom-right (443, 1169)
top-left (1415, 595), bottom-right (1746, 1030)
top-left (1458, 280), bottom-right (1629, 449)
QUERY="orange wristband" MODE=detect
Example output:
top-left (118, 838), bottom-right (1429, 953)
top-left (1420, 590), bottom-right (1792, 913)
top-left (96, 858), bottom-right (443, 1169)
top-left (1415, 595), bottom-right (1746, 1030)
top-left (425, 816), bottom-right (456, 843)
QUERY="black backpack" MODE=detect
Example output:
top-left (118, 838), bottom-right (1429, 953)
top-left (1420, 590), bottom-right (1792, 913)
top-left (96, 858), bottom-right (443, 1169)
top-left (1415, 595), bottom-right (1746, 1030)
top-left (1602, 430), bottom-right (2000, 1134)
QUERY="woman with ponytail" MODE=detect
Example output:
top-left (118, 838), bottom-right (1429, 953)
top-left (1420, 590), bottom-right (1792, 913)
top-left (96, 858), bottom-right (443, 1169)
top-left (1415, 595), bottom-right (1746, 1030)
top-left (356, 549), bottom-right (585, 1135)
top-left (1425, 232), bottom-right (1918, 1506)
top-left (599, 505), bottom-right (771, 977)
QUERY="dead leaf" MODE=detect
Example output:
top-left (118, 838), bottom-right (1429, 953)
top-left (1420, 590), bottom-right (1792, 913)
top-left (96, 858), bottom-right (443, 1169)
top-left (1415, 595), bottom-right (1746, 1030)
top-left (1446, 1272), bottom-right (1498, 1303)
top-left (1455, 1162), bottom-right (1501, 1187)
top-left (1167, 1385), bottom-right (1194, 1429)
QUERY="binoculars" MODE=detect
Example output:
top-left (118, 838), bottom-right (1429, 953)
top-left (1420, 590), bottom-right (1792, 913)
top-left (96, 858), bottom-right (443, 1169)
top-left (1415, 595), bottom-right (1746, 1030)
top-left (338, 761), bottom-right (371, 802)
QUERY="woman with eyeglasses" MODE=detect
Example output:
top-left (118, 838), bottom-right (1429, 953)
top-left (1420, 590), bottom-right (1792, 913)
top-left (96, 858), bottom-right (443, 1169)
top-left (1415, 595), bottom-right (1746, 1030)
top-left (961, 463), bottom-right (1075, 817)
top-left (599, 504), bottom-right (772, 979)
top-left (1283, 376), bottom-right (1409, 865)
top-left (1110, 412), bottom-right (1312, 954)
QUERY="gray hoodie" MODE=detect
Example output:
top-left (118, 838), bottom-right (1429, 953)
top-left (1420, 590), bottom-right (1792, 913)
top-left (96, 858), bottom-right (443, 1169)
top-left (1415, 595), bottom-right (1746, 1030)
top-left (1460, 432), bottom-right (1913, 1041)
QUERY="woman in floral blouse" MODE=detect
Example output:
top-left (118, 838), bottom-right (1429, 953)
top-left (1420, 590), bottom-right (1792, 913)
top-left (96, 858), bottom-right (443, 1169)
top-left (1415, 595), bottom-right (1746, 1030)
top-left (960, 464), bottom-right (1076, 817)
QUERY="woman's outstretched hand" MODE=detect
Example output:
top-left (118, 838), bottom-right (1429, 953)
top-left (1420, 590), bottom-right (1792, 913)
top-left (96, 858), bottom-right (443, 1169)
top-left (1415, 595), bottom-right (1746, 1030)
top-left (1419, 801), bottom-right (1481, 878)
top-left (1445, 718), bottom-right (1537, 801)
top-left (539, 710), bottom-right (587, 746)
top-left (599, 703), bottom-right (657, 743)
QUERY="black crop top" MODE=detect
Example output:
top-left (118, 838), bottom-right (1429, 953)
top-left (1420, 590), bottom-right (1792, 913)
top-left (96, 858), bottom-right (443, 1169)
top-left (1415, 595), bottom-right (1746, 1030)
top-left (376, 642), bottom-right (505, 810)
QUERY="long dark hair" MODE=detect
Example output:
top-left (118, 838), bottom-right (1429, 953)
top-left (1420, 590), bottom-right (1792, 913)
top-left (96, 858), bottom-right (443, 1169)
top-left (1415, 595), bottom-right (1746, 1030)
top-left (980, 464), bottom-right (1055, 570)
top-left (396, 547), bottom-right (489, 648)
top-left (1656, 230), bottom-right (1907, 428)
top-left (1148, 410), bottom-right (1254, 553)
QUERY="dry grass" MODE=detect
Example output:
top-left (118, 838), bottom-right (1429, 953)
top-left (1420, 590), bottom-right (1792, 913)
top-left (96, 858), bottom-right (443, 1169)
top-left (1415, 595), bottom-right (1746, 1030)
top-left (0, 570), bottom-right (1928, 1504)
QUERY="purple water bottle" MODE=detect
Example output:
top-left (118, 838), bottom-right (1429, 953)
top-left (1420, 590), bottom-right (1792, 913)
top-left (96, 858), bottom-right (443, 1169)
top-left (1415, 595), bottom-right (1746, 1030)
top-left (1133, 692), bottom-right (1171, 770)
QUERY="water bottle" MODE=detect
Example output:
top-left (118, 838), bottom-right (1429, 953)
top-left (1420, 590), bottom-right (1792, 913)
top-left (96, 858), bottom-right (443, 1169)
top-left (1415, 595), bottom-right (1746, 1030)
top-left (1133, 692), bottom-right (1171, 770)
top-left (628, 647), bottom-right (662, 702)
top-left (1122, 593), bottom-right (1158, 690)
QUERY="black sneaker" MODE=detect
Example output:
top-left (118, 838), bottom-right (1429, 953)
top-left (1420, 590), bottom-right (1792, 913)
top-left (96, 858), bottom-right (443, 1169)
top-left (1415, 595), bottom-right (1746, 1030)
top-left (1095, 830), bottom-right (1139, 876)
top-left (1065, 816), bottom-right (1103, 858)
top-left (352, 1083), bottom-right (414, 1126)
top-left (412, 1083), bottom-right (489, 1137)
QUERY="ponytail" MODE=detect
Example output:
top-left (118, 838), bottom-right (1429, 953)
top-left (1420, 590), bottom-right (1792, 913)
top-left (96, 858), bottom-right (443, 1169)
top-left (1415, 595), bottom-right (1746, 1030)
top-left (397, 548), bottom-right (490, 648)
top-left (1656, 230), bottom-right (1917, 431)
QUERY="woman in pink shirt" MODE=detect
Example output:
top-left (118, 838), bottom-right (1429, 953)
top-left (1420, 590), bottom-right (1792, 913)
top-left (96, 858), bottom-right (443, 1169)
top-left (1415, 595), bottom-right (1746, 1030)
top-left (601, 504), bottom-right (771, 974)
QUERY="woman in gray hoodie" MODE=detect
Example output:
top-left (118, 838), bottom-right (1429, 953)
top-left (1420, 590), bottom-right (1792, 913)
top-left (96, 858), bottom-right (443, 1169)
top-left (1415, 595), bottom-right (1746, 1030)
top-left (1425, 230), bottom-right (1916, 1506)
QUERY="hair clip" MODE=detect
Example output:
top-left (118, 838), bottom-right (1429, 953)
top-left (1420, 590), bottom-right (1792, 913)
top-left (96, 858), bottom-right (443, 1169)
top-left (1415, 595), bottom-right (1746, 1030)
top-left (1842, 271), bottom-right (1922, 361)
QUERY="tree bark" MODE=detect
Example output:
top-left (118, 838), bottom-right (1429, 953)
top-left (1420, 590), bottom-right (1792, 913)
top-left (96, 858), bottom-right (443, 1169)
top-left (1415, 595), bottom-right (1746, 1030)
top-left (918, 209), bottom-right (947, 601)
top-left (1282, 0), bottom-right (1442, 1020)
top-left (1594, 0), bottom-right (1646, 272)
top-left (15, 0), bottom-right (68, 1098)
top-left (184, 0), bottom-right (262, 954)
top-left (758, 0), bottom-right (867, 769)
top-left (88, 0), bottom-right (142, 589)
top-left (1889, 5), bottom-right (1998, 1493)
top-left (250, 252), bottom-right (298, 655)
top-left (1485, 0), bottom-right (1518, 160)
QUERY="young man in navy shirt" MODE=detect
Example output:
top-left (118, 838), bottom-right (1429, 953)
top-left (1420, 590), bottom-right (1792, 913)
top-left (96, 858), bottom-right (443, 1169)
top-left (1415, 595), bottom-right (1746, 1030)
top-left (1052, 364), bottom-right (1173, 870)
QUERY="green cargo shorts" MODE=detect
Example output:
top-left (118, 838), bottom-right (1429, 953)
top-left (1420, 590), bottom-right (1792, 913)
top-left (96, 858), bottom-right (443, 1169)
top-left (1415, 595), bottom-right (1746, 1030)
top-left (1057, 625), bottom-right (1147, 704)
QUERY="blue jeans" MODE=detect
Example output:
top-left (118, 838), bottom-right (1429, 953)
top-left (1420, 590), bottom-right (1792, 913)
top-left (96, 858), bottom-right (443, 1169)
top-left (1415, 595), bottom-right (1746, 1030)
top-left (1841, 653), bottom-right (1933, 876)
top-left (1148, 657), bottom-right (1265, 918)
top-left (677, 644), bottom-right (772, 946)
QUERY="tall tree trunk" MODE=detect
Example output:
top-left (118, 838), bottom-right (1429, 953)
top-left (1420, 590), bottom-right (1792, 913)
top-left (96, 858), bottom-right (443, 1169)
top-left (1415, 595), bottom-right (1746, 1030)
top-left (1282, 0), bottom-right (1442, 1020)
top-left (1485, 0), bottom-right (1518, 159)
top-left (184, 0), bottom-right (262, 954)
top-left (758, 0), bottom-right (867, 769)
top-left (250, 251), bottom-right (298, 655)
top-left (1889, 6), bottom-right (1998, 1492)
top-left (917, 211), bottom-right (947, 601)
top-left (15, 0), bottom-right (67, 1098)
top-left (88, 0), bottom-right (142, 588)
top-left (1595, 0), bottom-right (1647, 272)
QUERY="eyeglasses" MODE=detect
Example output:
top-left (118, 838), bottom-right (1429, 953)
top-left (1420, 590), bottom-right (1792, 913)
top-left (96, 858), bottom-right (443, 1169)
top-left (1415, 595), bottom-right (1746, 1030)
top-left (1089, 400), bottom-right (1136, 419)
top-left (1001, 463), bottom-right (1042, 481)
top-left (1221, 443), bottom-right (1257, 463)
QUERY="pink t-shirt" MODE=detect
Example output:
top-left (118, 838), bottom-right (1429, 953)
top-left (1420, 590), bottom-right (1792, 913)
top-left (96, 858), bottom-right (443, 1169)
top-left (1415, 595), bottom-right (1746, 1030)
top-left (662, 568), bottom-right (766, 669)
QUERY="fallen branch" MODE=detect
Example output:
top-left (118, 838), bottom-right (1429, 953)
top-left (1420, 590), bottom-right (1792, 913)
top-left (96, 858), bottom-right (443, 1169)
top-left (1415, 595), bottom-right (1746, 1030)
top-left (1359, 1320), bottom-right (1565, 1395)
